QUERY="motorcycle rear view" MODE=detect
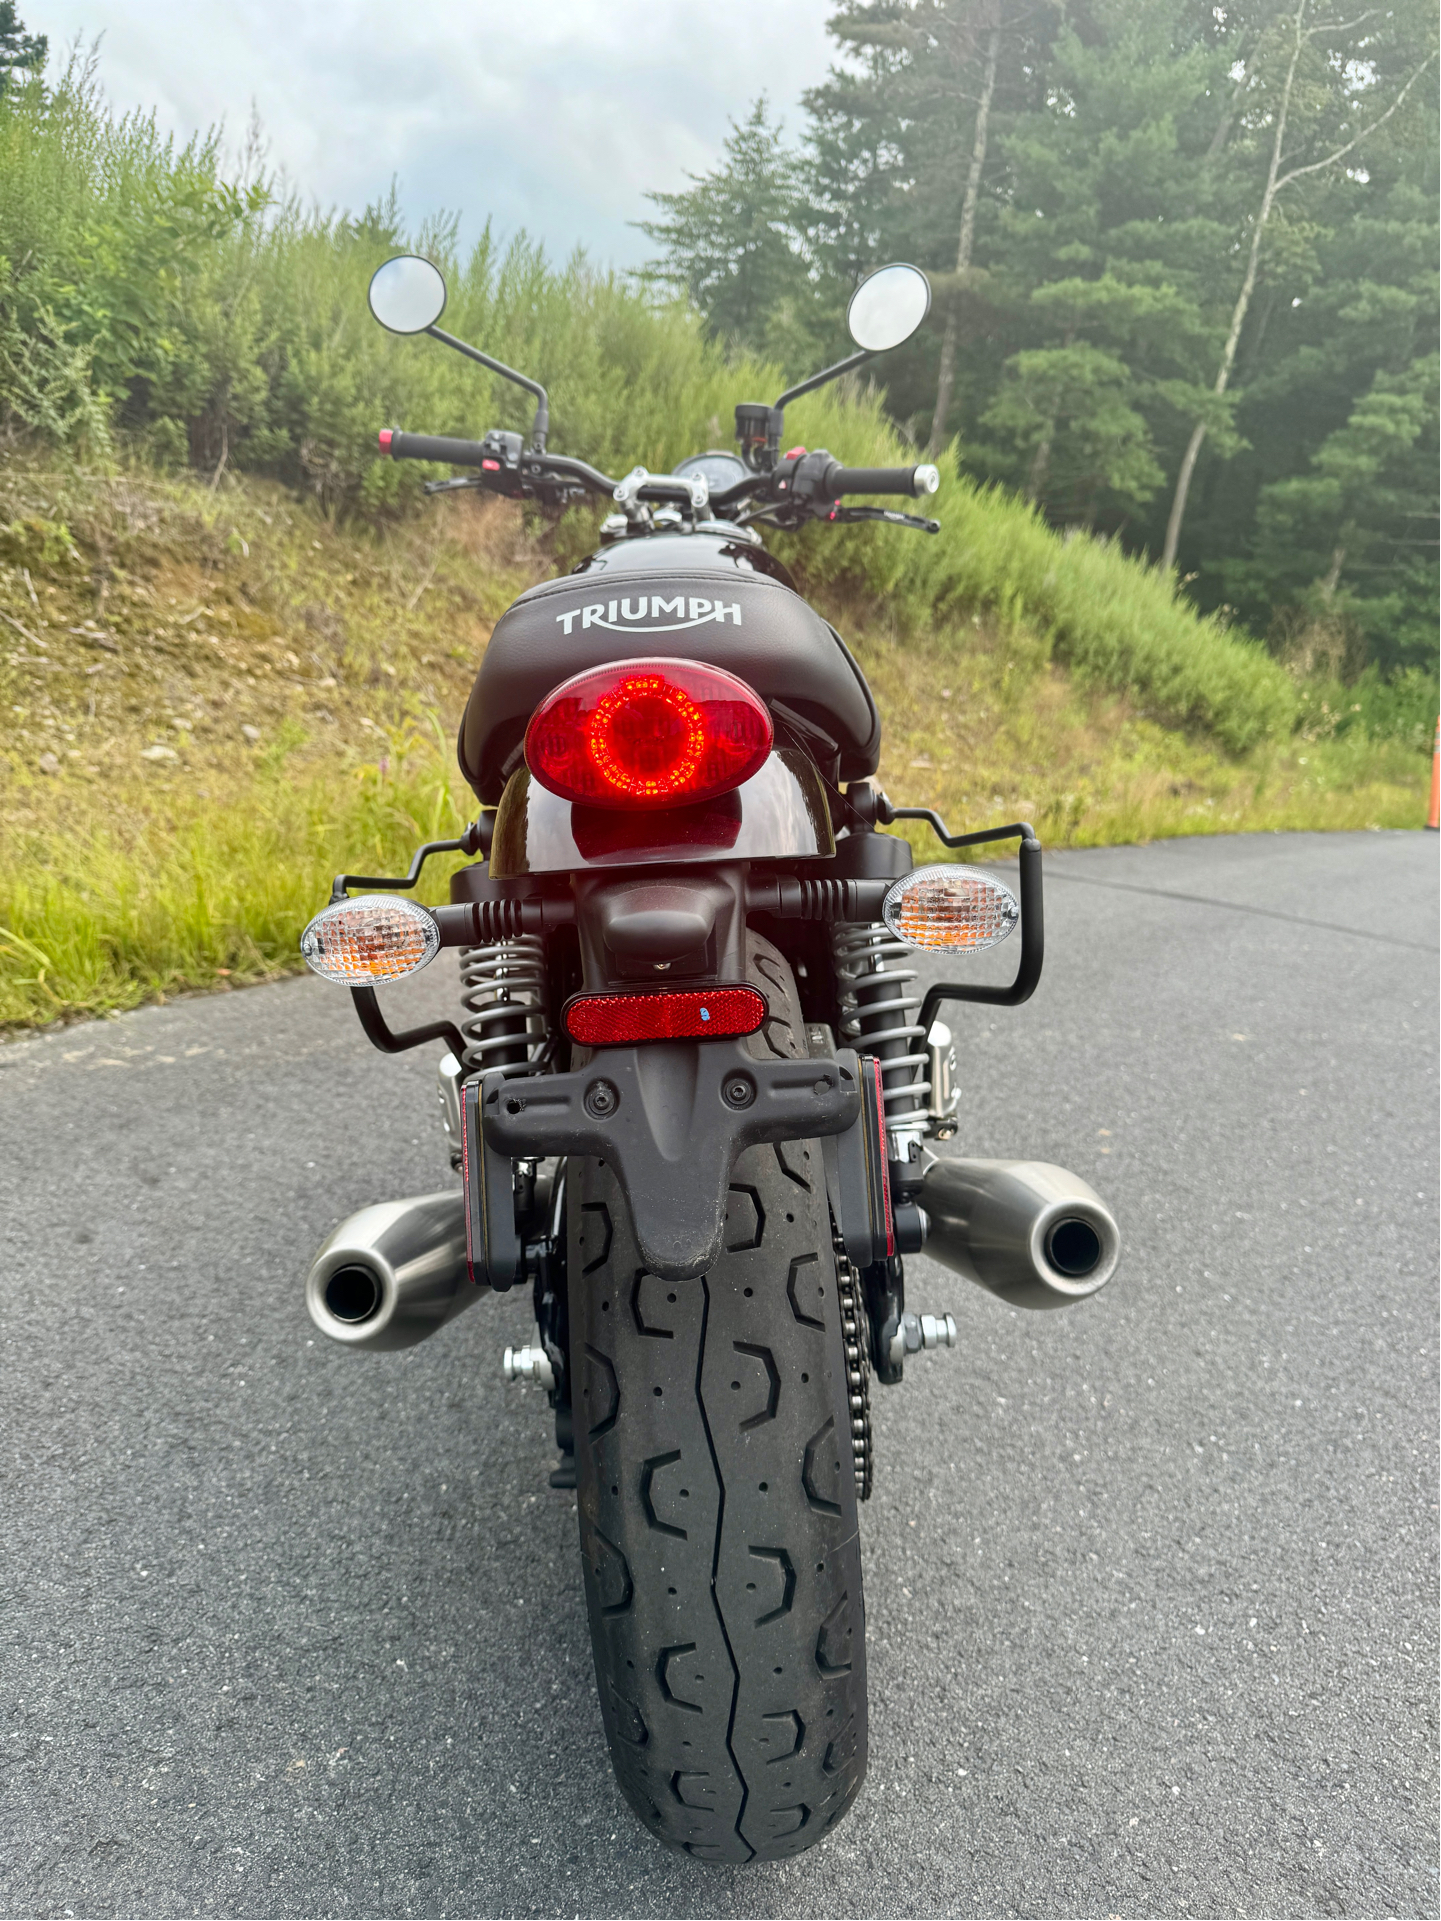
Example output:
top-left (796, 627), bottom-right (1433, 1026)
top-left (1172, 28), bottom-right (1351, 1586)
top-left (295, 254), bottom-right (1121, 1862)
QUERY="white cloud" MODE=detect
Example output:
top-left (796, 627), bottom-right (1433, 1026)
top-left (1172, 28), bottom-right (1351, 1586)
top-left (33, 0), bottom-right (834, 265)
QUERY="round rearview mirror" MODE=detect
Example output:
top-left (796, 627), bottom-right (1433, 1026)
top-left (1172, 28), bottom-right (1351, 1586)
top-left (368, 255), bottom-right (448, 335)
top-left (847, 262), bottom-right (932, 354)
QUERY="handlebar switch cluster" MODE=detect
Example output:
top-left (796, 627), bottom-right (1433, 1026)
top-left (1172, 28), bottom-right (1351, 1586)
top-left (479, 429), bottom-right (524, 485)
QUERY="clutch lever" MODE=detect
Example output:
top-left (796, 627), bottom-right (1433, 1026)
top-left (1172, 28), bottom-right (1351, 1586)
top-left (423, 475), bottom-right (485, 496)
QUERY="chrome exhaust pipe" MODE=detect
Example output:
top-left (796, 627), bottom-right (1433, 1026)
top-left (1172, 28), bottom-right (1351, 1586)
top-left (918, 1159), bottom-right (1119, 1311)
top-left (305, 1190), bottom-right (485, 1351)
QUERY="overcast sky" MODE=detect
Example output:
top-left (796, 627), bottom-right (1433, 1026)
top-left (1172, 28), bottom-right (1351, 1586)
top-left (30, 1), bottom-right (835, 268)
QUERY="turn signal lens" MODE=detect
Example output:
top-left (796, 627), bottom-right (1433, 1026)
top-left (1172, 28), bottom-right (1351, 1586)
top-left (882, 863), bottom-right (1019, 951)
top-left (525, 657), bottom-right (772, 808)
top-left (564, 985), bottom-right (765, 1047)
top-left (299, 893), bottom-right (440, 983)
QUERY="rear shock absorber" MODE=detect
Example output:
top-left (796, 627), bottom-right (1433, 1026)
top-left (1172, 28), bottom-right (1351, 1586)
top-left (458, 934), bottom-right (547, 1077)
top-left (832, 920), bottom-right (926, 1388)
top-left (830, 922), bottom-right (930, 1175)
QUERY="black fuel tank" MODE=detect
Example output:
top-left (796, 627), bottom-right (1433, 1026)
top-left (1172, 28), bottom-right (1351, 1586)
top-left (568, 527), bottom-right (797, 591)
top-left (457, 532), bottom-right (880, 804)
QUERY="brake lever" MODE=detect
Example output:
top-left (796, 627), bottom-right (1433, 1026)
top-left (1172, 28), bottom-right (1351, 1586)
top-left (422, 475), bottom-right (485, 496)
top-left (824, 506), bottom-right (941, 534)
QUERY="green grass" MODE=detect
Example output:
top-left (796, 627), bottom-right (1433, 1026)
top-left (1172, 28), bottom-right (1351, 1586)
top-left (0, 730), bottom-right (474, 1027)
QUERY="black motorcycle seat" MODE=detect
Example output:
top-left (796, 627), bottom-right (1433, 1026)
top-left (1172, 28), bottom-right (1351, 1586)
top-left (458, 560), bottom-right (881, 803)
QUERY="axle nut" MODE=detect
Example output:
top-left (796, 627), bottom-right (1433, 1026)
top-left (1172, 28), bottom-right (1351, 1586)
top-left (583, 1079), bottom-right (619, 1119)
top-left (721, 1073), bottom-right (756, 1110)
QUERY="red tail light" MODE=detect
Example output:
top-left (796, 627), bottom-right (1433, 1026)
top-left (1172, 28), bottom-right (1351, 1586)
top-left (524, 658), bottom-right (772, 808)
top-left (564, 986), bottom-right (766, 1047)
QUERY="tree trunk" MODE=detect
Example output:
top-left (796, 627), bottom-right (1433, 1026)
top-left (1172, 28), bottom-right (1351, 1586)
top-left (1025, 421), bottom-right (1054, 502)
top-left (927, 18), bottom-right (1001, 456)
top-left (1160, 2), bottom-right (1305, 570)
top-left (1159, 3), bottom-right (1432, 572)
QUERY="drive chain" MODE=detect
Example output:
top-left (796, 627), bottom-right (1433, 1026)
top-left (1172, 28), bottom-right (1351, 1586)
top-left (835, 1239), bottom-right (873, 1501)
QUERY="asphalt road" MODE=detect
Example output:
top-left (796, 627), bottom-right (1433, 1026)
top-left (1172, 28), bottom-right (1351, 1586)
top-left (1, 830), bottom-right (1436, 1920)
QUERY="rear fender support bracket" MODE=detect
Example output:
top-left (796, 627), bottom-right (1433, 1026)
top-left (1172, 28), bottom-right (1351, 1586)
top-left (480, 1041), bottom-right (861, 1283)
top-left (824, 1053), bottom-right (895, 1270)
top-left (461, 1078), bottom-right (521, 1292)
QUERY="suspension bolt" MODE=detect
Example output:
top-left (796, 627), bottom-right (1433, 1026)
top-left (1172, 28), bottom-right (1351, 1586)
top-left (889, 1309), bottom-right (960, 1368)
top-left (503, 1343), bottom-right (556, 1390)
top-left (583, 1079), bottom-right (619, 1119)
top-left (721, 1073), bottom-right (756, 1110)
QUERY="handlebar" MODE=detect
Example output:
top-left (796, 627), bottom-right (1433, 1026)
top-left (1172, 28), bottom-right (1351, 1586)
top-left (380, 429), bottom-right (492, 467)
top-left (824, 463), bottom-right (940, 499)
top-left (378, 427), bottom-right (940, 528)
top-left (378, 429), bottom-right (620, 499)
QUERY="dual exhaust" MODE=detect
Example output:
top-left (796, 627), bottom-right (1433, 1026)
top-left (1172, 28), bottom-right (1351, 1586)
top-left (304, 1159), bottom-right (1117, 1352)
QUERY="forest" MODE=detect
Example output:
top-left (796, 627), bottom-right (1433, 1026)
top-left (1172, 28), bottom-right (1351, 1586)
top-left (642, 0), bottom-right (1439, 689)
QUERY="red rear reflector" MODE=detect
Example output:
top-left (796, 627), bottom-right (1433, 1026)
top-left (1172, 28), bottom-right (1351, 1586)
top-left (524, 657), bottom-right (772, 808)
top-left (565, 986), bottom-right (765, 1047)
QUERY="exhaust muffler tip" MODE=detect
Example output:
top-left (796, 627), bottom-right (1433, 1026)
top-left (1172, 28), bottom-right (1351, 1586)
top-left (918, 1159), bottom-right (1119, 1311)
top-left (305, 1190), bottom-right (482, 1351)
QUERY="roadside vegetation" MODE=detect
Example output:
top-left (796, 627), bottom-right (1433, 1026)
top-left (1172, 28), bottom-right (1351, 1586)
top-left (0, 46), bottom-right (1433, 1033)
top-left (1, 458), bottom-right (1426, 1032)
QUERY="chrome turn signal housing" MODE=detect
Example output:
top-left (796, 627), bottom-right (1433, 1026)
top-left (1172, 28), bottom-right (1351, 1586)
top-left (300, 893), bottom-right (440, 984)
top-left (882, 863), bottom-right (1019, 951)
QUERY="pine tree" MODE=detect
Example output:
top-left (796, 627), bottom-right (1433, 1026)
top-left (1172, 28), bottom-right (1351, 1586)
top-left (1158, 0), bottom-right (1438, 568)
top-left (635, 99), bottom-right (821, 366)
top-left (0, 2), bottom-right (45, 95)
top-left (970, 0), bottom-right (1240, 531)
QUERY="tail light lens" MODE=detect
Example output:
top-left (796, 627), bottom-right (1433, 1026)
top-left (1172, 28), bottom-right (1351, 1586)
top-left (564, 985), bottom-right (765, 1047)
top-left (300, 894), bottom-right (440, 982)
top-left (524, 658), bottom-right (772, 808)
top-left (882, 864), bottom-right (1019, 950)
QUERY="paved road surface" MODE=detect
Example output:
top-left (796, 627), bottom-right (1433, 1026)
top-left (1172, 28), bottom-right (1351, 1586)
top-left (1, 831), bottom-right (1436, 1918)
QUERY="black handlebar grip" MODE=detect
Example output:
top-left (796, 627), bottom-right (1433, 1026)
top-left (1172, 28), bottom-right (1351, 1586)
top-left (825, 463), bottom-right (941, 499)
top-left (379, 429), bottom-right (491, 466)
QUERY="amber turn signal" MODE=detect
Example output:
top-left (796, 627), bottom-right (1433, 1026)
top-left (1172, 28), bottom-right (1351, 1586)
top-left (882, 863), bottom-right (1019, 951)
top-left (299, 893), bottom-right (440, 984)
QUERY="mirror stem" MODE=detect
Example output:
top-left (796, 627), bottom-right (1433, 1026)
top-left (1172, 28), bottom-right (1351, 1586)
top-left (425, 325), bottom-right (550, 451)
top-left (773, 349), bottom-right (872, 413)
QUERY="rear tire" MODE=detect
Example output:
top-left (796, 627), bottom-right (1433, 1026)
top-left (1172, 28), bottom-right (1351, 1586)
top-left (567, 934), bottom-right (867, 1862)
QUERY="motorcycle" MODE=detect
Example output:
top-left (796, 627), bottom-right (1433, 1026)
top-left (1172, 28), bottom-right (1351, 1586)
top-left (298, 253), bottom-right (1121, 1864)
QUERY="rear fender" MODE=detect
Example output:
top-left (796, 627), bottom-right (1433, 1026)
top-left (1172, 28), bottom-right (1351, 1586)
top-left (480, 1040), bottom-right (860, 1282)
top-left (489, 748), bottom-right (834, 876)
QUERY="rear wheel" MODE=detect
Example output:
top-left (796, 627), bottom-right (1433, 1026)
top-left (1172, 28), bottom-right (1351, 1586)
top-left (567, 934), bottom-right (867, 1862)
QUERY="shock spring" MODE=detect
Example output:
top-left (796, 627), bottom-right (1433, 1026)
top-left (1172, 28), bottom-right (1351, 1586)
top-left (458, 934), bottom-right (547, 1077)
top-left (831, 922), bottom-right (929, 1152)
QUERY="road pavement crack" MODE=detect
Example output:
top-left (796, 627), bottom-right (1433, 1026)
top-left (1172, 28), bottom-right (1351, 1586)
top-left (1045, 867), bottom-right (1438, 951)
